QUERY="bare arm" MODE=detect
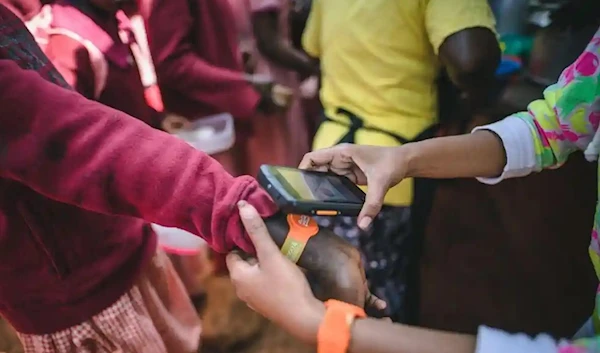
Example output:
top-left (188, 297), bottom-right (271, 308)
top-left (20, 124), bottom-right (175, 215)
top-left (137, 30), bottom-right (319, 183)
top-left (405, 25), bottom-right (600, 180)
top-left (425, 0), bottom-right (500, 115)
top-left (403, 131), bottom-right (506, 180)
top-left (300, 300), bottom-right (477, 353)
top-left (229, 203), bottom-right (580, 353)
top-left (265, 212), bottom-right (368, 306)
top-left (351, 319), bottom-right (475, 353)
top-left (438, 28), bottom-right (500, 114)
top-left (252, 10), bottom-right (319, 76)
top-left (227, 203), bottom-right (477, 353)
top-left (299, 130), bottom-right (507, 225)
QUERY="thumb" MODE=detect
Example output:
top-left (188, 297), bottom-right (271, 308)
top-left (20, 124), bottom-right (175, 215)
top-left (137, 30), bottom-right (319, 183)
top-left (357, 179), bottom-right (387, 230)
top-left (226, 251), bottom-right (254, 280)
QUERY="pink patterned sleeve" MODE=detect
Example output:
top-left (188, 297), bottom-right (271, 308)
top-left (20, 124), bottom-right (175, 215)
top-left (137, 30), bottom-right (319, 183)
top-left (249, 0), bottom-right (281, 12)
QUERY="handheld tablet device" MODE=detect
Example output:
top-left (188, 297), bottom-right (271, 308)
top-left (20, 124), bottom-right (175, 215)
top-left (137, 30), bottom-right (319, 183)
top-left (257, 165), bottom-right (366, 217)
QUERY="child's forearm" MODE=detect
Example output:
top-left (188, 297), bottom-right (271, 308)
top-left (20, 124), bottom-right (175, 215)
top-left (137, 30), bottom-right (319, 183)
top-left (293, 301), bottom-right (477, 353)
top-left (259, 40), bottom-right (319, 76)
top-left (273, 42), bottom-right (319, 76)
top-left (349, 319), bottom-right (476, 353)
top-left (253, 12), bottom-right (319, 77)
top-left (403, 130), bottom-right (506, 180)
top-left (299, 302), bottom-right (477, 353)
top-left (264, 212), bottom-right (365, 306)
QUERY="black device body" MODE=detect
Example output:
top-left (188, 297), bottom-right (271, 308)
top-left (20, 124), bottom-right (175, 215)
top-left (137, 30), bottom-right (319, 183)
top-left (257, 164), bottom-right (366, 217)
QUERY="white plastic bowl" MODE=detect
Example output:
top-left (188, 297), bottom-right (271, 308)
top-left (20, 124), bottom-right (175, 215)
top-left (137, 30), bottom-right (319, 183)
top-left (152, 223), bottom-right (206, 256)
top-left (174, 112), bottom-right (235, 155)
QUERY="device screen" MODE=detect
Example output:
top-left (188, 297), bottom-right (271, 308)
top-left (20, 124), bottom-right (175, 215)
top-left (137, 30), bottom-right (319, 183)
top-left (273, 167), bottom-right (363, 203)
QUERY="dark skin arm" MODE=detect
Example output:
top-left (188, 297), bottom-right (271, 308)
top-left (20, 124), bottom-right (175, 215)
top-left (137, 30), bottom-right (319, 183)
top-left (438, 27), bottom-right (501, 114)
top-left (264, 212), bottom-right (373, 308)
top-left (301, 301), bottom-right (477, 353)
top-left (252, 10), bottom-right (320, 77)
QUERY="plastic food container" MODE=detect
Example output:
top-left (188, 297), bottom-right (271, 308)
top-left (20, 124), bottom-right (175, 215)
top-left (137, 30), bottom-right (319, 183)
top-left (152, 223), bottom-right (206, 256)
top-left (174, 112), bottom-right (235, 155)
top-left (155, 112), bottom-right (236, 255)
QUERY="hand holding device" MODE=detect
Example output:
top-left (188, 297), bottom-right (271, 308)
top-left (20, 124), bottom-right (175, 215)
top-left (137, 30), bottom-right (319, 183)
top-left (299, 144), bottom-right (407, 228)
top-left (257, 164), bottom-right (367, 217)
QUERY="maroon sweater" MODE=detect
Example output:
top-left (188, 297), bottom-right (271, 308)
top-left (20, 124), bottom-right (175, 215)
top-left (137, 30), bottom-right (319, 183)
top-left (43, 2), bottom-right (162, 128)
top-left (0, 5), bottom-right (277, 334)
top-left (140, 0), bottom-right (260, 120)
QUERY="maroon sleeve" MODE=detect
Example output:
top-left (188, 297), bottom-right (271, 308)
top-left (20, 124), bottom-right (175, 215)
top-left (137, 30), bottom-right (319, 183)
top-left (44, 34), bottom-right (96, 99)
top-left (0, 59), bottom-right (277, 253)
top-left (146, 0), bottom-right (260, 119)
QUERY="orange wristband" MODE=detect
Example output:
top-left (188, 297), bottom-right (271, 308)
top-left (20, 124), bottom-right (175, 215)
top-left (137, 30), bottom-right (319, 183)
top-left (317, 299), bottom-right (366, 353)
top-left (280, 214), bottom-right (319, 263)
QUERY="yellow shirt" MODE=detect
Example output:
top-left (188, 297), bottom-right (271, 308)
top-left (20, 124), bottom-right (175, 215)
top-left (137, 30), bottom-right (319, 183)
top-left (302, 0), bottom-right (496, 206)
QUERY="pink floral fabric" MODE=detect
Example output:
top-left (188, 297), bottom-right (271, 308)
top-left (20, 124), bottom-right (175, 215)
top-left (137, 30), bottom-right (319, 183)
top-left (507, 26), bottom-right (600, 352)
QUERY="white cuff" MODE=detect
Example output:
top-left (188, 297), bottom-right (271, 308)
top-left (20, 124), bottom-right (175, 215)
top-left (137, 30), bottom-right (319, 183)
top-left (472, 116), bottom-right (538, 185)
top-left (476, 326), bottom-right (559, 353)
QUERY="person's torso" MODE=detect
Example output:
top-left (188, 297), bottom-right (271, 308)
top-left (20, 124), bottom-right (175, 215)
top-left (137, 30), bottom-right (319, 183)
top-left (0, 2), bottom-right (158, 333)
top-left (317, 0), bottom-right (440, 135)
top-left (234, 0), bottom-right (299, 87)
top-left (0, 180), bottom-right (156, 334)
top-left (312, 0), bottom-right (440, 206)
top-left (158, 0), bottom-right (246, 118)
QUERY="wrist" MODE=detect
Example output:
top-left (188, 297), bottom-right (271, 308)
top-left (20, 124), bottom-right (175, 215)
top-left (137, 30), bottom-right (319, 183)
top-left (263, 211), bottom-right (289, 248)
top-left (397, 143), bottom-right (419, 179)
top-left (298, 298), bottom-right (326, 345)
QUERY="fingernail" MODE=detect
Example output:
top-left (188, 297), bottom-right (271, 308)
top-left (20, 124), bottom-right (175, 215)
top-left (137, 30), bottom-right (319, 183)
top-left (238, 201), bottom-right (253, 219)
top-left (358, 217), bottom-right (372, 230)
